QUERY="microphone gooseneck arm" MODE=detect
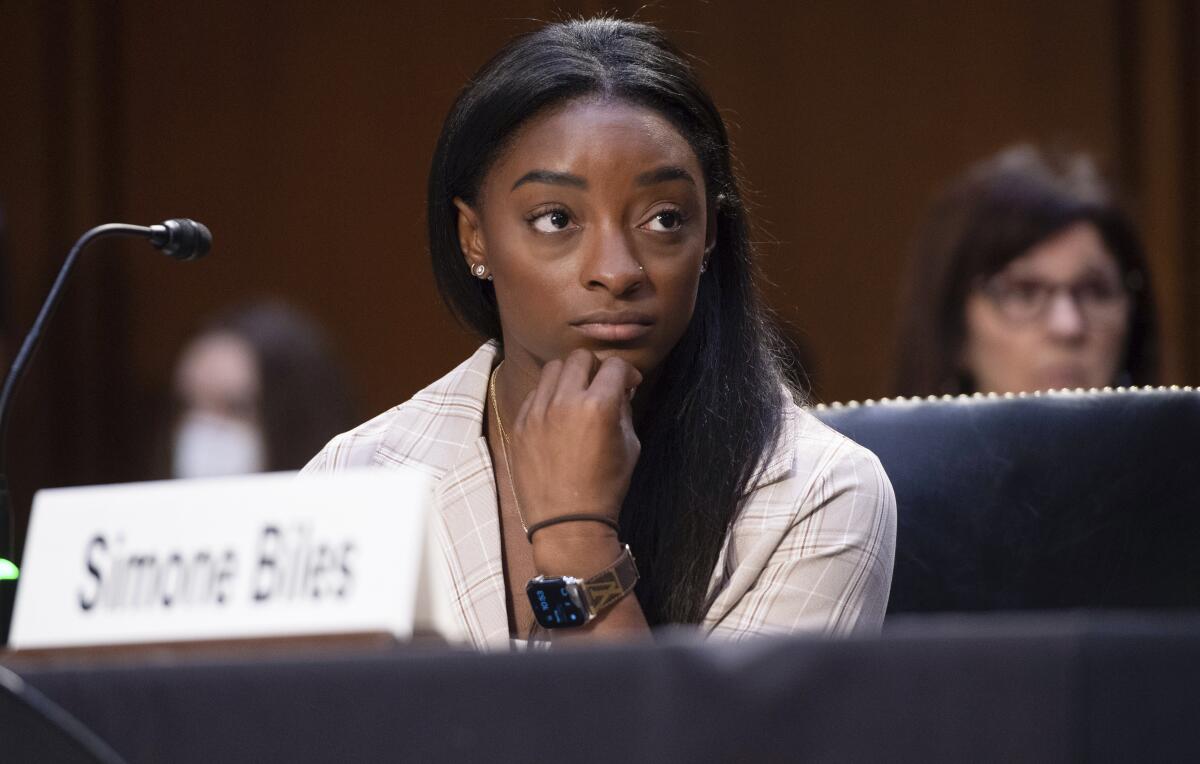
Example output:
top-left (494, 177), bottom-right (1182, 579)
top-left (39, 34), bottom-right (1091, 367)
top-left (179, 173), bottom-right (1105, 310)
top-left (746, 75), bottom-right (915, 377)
top-left (0, 224), bottom-right (152, 462)
top-left (0, 220), bottom-right (211, 561)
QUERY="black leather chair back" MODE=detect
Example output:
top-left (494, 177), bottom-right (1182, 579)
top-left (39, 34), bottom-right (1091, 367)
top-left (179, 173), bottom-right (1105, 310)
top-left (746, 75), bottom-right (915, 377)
top-left (813, 388), bottom-right (1200, 614)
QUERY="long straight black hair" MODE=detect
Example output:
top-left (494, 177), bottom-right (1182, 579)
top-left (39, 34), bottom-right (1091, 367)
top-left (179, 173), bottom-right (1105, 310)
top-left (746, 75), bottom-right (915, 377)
top-left (428, 17), bottom-right (788, 625)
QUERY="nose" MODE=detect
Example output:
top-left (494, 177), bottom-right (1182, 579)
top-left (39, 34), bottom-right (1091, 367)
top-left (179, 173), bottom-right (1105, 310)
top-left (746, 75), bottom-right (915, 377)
top-left (1044, 289), bottom-right (1086, 340)
top-left (580, 224), bottom-right (645, 297)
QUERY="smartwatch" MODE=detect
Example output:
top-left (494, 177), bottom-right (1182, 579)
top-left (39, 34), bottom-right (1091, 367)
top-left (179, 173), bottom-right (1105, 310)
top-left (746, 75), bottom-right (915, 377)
top-left (526, 544), bottom-right (639, 629)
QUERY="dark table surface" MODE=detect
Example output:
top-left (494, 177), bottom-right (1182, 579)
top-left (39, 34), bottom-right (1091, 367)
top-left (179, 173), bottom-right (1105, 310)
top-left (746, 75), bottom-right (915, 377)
top-left (4, 611), bottom-right (1200, 764)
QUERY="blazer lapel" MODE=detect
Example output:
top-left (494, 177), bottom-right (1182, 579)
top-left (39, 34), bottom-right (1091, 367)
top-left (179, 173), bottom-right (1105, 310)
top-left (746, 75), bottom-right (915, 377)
top-left (431, 434), bottom-right (510, 650)
top-left (374, 342), bottom-right (508, 649)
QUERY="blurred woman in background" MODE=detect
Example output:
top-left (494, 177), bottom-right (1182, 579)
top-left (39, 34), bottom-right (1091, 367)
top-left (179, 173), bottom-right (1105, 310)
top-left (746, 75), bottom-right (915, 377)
top-left (172, 301), bottom-right (356, 477)
top-left (896, 144), bottom-right (1159, 396)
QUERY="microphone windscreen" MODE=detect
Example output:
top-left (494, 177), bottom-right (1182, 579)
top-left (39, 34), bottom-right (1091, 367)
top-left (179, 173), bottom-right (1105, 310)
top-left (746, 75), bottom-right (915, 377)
top-left (152, 219), bottom-right (212, 261)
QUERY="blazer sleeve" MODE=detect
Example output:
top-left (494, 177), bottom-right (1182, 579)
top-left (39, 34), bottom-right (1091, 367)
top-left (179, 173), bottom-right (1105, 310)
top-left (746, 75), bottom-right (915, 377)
top-left (706, 440), bottom-right (897, 639)
top-left (300, 423), bottom-right (386, 473)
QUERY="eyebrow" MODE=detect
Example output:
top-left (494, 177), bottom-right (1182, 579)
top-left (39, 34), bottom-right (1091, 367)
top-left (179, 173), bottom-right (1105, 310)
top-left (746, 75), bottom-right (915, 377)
top-left (635, 166), bottom-right (696, 187)
top-left (511, 170), bottom-right (587, 191)
top-left (509, 165), bottom-right (698, 192)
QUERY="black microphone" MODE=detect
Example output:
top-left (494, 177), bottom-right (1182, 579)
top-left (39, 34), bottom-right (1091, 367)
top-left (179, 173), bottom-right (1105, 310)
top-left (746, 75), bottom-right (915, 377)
top-left (149, 218), bottom-right (212, 261)
top-left (0, 219), bottom-right (211, 587)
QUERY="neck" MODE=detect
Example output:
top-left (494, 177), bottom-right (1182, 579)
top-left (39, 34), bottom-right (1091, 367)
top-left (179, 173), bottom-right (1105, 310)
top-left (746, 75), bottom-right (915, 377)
top-left (491, 346), bottom-right (539, 433)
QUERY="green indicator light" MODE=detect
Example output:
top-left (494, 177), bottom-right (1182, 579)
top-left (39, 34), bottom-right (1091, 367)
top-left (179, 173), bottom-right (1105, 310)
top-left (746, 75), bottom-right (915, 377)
top-left (0, 558), bottom-right (18, 581)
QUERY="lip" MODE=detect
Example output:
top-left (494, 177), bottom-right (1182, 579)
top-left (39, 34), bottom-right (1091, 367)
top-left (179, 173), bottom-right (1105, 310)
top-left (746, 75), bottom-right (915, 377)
top-left (570, 310), bottom-right (655, 342)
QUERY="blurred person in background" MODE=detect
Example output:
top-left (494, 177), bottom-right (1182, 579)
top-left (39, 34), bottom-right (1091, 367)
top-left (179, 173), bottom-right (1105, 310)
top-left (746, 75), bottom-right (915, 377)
top-left (172, 301), bottom-right (356, 478)
top-left (896, 144), bottom-right (1159, 396)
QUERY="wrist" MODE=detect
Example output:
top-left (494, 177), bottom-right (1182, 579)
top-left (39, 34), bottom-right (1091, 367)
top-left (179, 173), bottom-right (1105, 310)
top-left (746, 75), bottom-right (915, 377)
top-left (526, 542), bottom-right (640, 631)
top-left (531, 523), bottom-right (622, 577)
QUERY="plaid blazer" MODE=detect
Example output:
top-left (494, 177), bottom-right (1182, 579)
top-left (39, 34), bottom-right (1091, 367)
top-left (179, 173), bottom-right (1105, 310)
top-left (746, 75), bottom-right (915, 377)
top-left (304, 342), bottom-right (895, 650)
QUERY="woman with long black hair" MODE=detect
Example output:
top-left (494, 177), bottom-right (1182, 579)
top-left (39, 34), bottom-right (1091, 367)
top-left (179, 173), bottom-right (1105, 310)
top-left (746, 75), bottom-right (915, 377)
top-left (306, 17), bottom-right (895, 646)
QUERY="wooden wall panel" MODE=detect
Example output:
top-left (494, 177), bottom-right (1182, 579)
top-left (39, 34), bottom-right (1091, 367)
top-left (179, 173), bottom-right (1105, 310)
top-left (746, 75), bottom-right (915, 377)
top-left (114, 1), bottom-right (569, 415)
top-left (1191, 1), bottom-right (1200, 373)
top-left (0, 1), bottom-right (132, 550)
top-left (1130, 0), bottom-right (1192, 383)
top-left (1, 1), bottom-right (1195, 550)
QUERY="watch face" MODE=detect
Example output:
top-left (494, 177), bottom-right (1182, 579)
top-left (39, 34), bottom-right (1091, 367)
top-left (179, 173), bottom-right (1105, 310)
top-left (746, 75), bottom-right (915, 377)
top-left (526, 577), bottom-right (588, 629)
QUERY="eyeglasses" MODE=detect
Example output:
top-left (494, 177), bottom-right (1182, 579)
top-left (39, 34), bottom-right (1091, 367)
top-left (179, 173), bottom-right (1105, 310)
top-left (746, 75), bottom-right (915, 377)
top-left (978, 274), bottom-right (1132, 325)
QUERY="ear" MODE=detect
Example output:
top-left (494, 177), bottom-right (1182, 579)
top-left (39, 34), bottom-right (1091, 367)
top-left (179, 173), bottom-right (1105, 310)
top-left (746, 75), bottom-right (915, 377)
top-left (453, 197), bottom-right (486, 270)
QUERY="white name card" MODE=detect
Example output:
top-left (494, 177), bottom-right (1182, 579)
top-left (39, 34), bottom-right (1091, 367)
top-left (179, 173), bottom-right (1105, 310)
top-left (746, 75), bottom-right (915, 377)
top-left (9, 468), bottom-right (452, 649)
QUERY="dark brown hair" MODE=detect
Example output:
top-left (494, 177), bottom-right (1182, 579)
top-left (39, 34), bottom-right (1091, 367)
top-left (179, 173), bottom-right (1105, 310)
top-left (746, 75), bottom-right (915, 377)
top-left (197, 301), bottom-right (357, 471)
top-left (895, 145), bottom-right (1159, 396)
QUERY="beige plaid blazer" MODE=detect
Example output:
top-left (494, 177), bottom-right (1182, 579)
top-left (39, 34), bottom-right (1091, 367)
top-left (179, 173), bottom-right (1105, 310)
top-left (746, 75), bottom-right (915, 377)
top-left (304, 342), bottom-right (895, 649)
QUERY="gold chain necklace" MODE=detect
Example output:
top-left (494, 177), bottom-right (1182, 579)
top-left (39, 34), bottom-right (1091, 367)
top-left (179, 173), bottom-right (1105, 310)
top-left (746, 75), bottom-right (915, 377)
top-left (489, 362), bottom-right (529, 534)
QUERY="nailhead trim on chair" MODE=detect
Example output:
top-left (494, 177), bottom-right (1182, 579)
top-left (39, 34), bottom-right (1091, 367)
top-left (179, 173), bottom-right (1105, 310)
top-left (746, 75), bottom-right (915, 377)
top-left (812, 385), bottom-right (1199, 411)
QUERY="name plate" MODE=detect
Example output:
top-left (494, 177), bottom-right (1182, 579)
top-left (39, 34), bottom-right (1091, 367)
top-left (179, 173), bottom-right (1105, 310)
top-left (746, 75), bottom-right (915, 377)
top-left (9, 468), bottom-right (443, 649)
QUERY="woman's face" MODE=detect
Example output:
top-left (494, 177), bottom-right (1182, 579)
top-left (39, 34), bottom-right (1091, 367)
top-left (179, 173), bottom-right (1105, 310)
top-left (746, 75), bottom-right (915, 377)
top-left (961, 221), bottom-right (1132, 393)
top-left (172, 331), bottom-right (265, 478)
top-left (455, 98), bottom-right (712, 376)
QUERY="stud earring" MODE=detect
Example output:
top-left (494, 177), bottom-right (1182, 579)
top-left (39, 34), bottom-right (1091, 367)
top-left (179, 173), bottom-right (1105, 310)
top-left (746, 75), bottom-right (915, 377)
top-left (699, 260), bottom-right (708, 274)
top-left (471, 263), bottom-right (488, 279)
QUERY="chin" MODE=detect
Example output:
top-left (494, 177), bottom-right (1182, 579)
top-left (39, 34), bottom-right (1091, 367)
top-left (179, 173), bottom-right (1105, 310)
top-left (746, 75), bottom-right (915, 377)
top-left (1032, 371), bottom-right (1095, 391)
top-left (588, 345), bottom-right (663, 375)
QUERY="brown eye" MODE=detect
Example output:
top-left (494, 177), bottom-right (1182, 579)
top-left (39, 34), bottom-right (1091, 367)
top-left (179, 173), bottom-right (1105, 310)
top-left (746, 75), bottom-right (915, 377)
top-left (643, 208), bottom-right (686, 232)
top-left (657, 211), bottom-right (682, 230)
top-left (530, 209), bottom-right (573, 233)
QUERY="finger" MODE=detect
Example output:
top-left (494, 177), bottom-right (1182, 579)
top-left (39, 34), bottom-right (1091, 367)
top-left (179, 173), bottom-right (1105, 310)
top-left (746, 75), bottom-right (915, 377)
top-left (515, 382), bottom-right (536, 427)
top-left (556, 348), bottom-right (598, 395)
top-left (588, 356), bottom-right (643, 403)
top-left (618, 374), bottom-right (636, 423)
top-left (523, 358), bottom-right (564, 424)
